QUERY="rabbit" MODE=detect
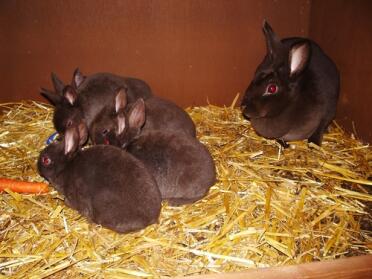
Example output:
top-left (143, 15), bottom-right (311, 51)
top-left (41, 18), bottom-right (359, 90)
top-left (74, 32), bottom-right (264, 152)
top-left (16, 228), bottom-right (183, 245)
top-left (40, 68), bottom-right (153, 136)
top-left (241, 21), bottom-right (340, 146)
top-left (92, 95), bottom-right (216, 206)
top-left (40, 75), bottom-right (85, 135)
top-left (37, 123), bottom-right (161, 233)
top-left (90, 87), bottom-right (196, 145)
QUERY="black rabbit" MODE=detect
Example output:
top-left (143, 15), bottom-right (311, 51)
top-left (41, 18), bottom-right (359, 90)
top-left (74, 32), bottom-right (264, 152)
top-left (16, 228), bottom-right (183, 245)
top-left (37, 124), bottom-right (161, 233)
top-left (90, 87), bottom-right (196, 145)
top-left (241, 21), bottom-right (340, 146)
top-left (91, 95), bottom-right (216, 205)
top-left (40, 69), bottom-right (152, 136)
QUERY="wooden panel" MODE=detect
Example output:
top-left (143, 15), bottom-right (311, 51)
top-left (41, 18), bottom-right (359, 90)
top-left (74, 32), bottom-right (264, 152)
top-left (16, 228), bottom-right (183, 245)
top-left (1, 1), bottom-right (370, 143)
top-left (309, 0), bottom-right (372, 143)
top-left (0, 0), bottom-right (309, 107)
top-left (180, 255), bottom-right (372, 279)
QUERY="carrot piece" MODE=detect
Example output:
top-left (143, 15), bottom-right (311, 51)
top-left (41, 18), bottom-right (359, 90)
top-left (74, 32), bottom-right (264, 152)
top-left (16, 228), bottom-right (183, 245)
top-left (0, 178), bottom-right (49, 194)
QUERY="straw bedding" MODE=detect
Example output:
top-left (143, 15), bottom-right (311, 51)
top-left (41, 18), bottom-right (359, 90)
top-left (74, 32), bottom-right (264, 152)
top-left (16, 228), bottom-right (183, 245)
top-left (0, 99), bottom-right (371, 278)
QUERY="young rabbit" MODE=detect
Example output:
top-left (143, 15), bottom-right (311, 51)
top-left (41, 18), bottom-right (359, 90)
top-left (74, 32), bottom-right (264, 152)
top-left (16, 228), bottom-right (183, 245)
top-left (41, 75), bottom-right (85, 135)
top-left (92, 96), bottom-right (216, 206)
top-left (41, 69), bottom-right (153, 136)
top-left (90, 87), bottom-right (196, 145)
top-left (37, 124), bottom-right (161, 233)
top-left (241, 21), bottom-right (340, 146)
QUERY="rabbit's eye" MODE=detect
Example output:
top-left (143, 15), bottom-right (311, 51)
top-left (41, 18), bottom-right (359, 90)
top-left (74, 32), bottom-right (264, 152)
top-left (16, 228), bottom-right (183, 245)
top-left (41, 155), bottom-right (52, 166)
top-left (266, 84), bottom-right (278, 94)
top-left (102, 129), bottom-right (109, 136)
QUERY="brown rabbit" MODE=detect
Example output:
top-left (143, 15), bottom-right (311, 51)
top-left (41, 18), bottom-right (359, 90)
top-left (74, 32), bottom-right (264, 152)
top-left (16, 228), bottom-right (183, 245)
top-left (241, 21), bottom-right (340, 146)
top-left (40, 69), bottom-right (153, 136)
top-left (91, 95), bottom-right (216, 206)
top-left (37, 124), bottom-right (161, 233)
top-left (90, 87), bottom-right (196, 145)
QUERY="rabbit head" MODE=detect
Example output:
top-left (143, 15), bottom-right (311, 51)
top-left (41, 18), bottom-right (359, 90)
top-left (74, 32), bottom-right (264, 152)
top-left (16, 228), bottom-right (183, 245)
top-left (241, 21), bottom-right (311, 120)
top-left (41, 70), bottom-right (87, 137)
top-left (117, 98), bottom-right (146, 148)
top-left (90, 87), bottom-right (128, 146)
top-left (37, 122), bottom-right (87, 190)
top-left (91, 88), bottom-right (145, 148)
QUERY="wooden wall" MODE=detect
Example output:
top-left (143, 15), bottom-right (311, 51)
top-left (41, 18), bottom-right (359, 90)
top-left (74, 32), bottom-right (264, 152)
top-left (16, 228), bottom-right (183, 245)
top-left (0, 0), bottom-right (371, 142)
top-left (309, 0), bottom-right (372, 143)
top-left (0, 0), bottom-right (309, 107)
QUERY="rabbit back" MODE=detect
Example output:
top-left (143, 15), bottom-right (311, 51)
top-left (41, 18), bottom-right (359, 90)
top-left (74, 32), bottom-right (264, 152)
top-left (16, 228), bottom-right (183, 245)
top-left (127, 131), bottom-right (216, 205)
top-left (60, 145), bottom-right (161, 233)
top-left (143, 96), bottom-right (196, 137)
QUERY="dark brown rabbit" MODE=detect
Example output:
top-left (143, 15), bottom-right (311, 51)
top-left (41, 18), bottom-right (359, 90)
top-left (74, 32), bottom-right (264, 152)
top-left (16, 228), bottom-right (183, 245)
top-left (92, 96), bottom-right (216, 206)
top-left (90, 87), bottom-right (196, 145)
top-left (40, 75), bottom-right (85, 135)
top-left (241, 21), bottom-right (340, 146)
top-left (40, 69), bottom-right (153, 136)
top-left (37, 124), bottom-right (161, 233)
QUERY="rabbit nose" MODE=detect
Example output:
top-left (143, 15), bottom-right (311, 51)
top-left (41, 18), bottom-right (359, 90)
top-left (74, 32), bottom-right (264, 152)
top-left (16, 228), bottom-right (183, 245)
top-left (241, 105), bottom-right (254, 119)
top-left (242, 110), bottom-right (251, 120)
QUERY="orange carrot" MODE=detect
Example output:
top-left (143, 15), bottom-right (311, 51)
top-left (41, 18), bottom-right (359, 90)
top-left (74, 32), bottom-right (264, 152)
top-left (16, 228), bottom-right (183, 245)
top-left (0, 178), bottom-right (49, 194)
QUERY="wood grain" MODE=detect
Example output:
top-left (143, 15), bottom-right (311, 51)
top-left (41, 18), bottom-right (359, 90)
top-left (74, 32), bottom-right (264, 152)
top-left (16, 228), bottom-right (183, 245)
top-left (179, 255), bottom-right (372, 279)
top-left (0, 0), bottom-right (309, 107)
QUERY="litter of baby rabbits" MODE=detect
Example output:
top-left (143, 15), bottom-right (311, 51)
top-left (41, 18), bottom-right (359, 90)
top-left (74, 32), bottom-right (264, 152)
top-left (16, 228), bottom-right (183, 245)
top-left (0, 99), bottom-right (371, 278)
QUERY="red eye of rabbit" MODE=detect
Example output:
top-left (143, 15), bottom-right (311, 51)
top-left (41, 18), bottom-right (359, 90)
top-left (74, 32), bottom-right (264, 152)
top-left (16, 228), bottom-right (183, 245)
top-left (266, 84), bottom-right (278, 94)
top-left (41, 155), bottom-right (52, 166)
top-left (103, 138), bottom-right (110, 145)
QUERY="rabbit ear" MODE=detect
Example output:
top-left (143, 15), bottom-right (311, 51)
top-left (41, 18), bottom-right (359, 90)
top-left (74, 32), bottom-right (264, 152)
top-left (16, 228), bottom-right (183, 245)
top-left (78, 122), bottom-right (88, 146)
top-left (63, 85), bottom-right (77, 105)
top-left (72, 68), bottom-right (86, 89)
top-left (115, 87), bottom-right (128, 113)
top-left (40, 87), bottom-right (62, 106)
top-left (51, 72), bottom-right (65, 93)
top-left (289, 42), bottom-right (310, 77)
top-left (116, 113), bottom-right (126, 135)
top-left (128, 99), bottom-right (146, 129)
top-left (262, 20), bottom-right (283, 61)
top-left (64, 127), bottom-right (79, 155)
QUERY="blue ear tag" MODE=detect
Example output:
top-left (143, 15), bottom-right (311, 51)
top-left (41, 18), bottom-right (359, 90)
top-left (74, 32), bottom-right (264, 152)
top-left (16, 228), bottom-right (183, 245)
top-left (46, 132), bottom-right (59, 145)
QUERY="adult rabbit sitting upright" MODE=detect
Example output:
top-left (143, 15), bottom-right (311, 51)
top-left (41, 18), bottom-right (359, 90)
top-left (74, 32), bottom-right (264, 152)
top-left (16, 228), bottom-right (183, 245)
top-left (241, 21), bottom-right (340, 146)
top-left (37, 124), bottom-right (161, 233)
